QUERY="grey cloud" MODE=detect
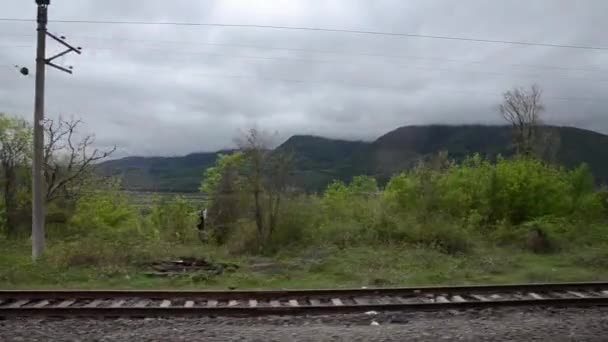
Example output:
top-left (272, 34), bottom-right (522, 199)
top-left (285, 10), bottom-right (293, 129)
top-left (1, 0), bottom-right (607, 158)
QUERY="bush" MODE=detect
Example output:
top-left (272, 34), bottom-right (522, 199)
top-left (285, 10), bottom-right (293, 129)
top-left (221, 155), bottom-right (607, 256)
top-left (46, 230), bottom-right (161, 269)
top-left (269, 195), bottom-right (321, 249)
top-left (148, 196), bottom-right (197, 243)
top-left (318, 176), bottom-right (384, 246)
top-left (68, 188), bottom-right (139, 239)
top-left (225, 195), bottom-right (322, 255)
top-left (385, 155), bottom-right (601, 226)
top-left (225, 220), bottom-right (261, 255)
top-left (401, 218), bottom-right (475, 255)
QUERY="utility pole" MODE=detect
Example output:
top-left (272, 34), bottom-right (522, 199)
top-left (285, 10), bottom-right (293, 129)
top-left (32, 0), bottom-right (81, 260)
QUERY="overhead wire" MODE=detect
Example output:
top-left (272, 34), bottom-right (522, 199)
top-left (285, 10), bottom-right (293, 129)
top-left (0, 19), bottom-right (606, 106)
top-left (3, 41), bottom-right (608, 85)
top-left (1, 17), bottom-right (607, 51)
top-left (1, 31), bottom-right (606, 75)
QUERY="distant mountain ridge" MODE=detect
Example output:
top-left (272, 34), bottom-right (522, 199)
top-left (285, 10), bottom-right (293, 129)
top-left (97, 125), bottom-right (608, 192)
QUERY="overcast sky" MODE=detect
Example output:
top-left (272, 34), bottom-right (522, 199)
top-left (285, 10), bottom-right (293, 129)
top-left (1, 0), bottom-right (607, 157)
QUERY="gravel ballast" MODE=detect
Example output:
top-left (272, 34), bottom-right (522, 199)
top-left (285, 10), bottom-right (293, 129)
top-left (1, 307), bottom-right (607, 341)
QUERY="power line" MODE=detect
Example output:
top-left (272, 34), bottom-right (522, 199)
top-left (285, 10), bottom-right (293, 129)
top-left (49, 50), bottom-right (608, 84)
top-left (5, 42), bottom-right (608, 85)
top-left (1, 18), bottom-right (607, 51)
top-left (3, 53), bottom-right (606, 103)
top-left (2, 32), bottom-right (606, 73)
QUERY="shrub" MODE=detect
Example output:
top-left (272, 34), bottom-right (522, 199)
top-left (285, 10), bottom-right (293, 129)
top-left (320, 176), bottom-right (383, 239)
top-left (226, 195), bottom-right (322, 254)
top-left (401, 218), bottom-right (475, 255)
top-left (46, 230), bottom-right (160, 268)
top-left (385, 155), bottom-right (599, 226)
top-left (148, 196), bottom-right (197, 244)
top-left (269, 195), bottom-right (321, 249)
top-left (225, 220), bottom-right (261, 255)
top-left (68, 188), bottom-right (139, 239)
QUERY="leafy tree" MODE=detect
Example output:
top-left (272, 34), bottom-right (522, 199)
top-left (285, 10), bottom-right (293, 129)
top-left (200, 152), bottom-right (246, 242)
top-left (0, 114), bottom-right (32, 237)
top-left (236, 128), bottom-right (293, 248)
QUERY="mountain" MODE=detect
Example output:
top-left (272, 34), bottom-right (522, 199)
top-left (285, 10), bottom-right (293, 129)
top-left (276, 135), bottom-right (370, 190)
top-left (97, 125), bottom-right (608, 192)
top-left (96, 151), bottom-right (233, 192)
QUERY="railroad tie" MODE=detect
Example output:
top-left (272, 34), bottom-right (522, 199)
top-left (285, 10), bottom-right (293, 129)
top-left (248, 300), bottom-right (258, 307)
top-left (568, 291), bottom-right (587, 298)
top-left (32, 300), bottom-right (50, 308)
top-left (206, 300), bottom-right (218, 307)
top-left (159, 300), bottom-right (171, 308)
top-left (451, 295), bottom-right (466, 302)
top-left (377, 297), bottom-right (392, 305)
top-left (309, 298), bottom-right (322, 306)
top-left (528, 293), bottom-right (544, 300)
top-left (56, 299), bottom-right (76, 308)
top-left (228, 300), bottom-right (239, 307)
top-left (435, 296), bottom-right (450, 303)
top-left (184, 301), bottom-right (195, 308)
top-left (288, 299), bottom-right (299, 307)
top-left (7, 300), bottom-right (29, 308)
top-left (84, 299), bottom-right (103, 308)
top-left (353, 297), bottom-right (369, 305)
top-left (134, 300), bottom-right (149, 308)
top-left (110, 300), bottom-right (126, 308)
top-left (331, 298), bottom-right (343, 306)
top-left (470, 294), bottom-right (489, 302)
top-left (269, 300), bottom-right (281, 307)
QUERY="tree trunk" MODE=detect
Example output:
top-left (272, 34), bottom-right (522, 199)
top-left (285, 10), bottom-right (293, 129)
top-left (253, 188), bottom-right (264, 246)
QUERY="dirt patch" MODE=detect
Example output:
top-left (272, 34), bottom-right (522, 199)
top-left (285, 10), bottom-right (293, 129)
top-left (145, 257), bottom-right (239, 278)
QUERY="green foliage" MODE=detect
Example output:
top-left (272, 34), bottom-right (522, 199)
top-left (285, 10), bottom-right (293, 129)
top-left (103, 125), bottom-right (608, 194)
top-left (269, 195), bottom-right (321, 249)
top-left (199, 152), bottom-right (245, 200)
top-left (305, 155), bottom-right (607, 256)
top-left (385, 155), bottom-right (603, 226)
top-left (148, 196), bottom-right (197, 243)
top-left (0, 114), bottom-right (32, 237)
top-left (317, 176), bottom-right (383, 246)
top-left (321, 176), bottom-right (380, 224)
top-left (199, 152), bottom-right (247, 243)
top-left (68, 181), bottom-right (139, 239)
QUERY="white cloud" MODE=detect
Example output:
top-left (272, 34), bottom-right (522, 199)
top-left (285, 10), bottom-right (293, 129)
top-left (1, 0), bottom-right (607, 157)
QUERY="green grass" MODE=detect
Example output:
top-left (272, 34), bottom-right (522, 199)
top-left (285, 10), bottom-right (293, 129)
top-left (2, 240), bottom-right (608, 290)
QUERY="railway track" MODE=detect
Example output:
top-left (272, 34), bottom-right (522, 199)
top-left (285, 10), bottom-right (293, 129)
top-left (1, 282), bottom-right (608, 317)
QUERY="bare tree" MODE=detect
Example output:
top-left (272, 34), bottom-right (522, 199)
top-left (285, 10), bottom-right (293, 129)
top-left (499, 85), bottom-right (545, 156)
top-left (43, 117), bottom-right (116, 202)
top-left (535, 127), bottom-right (561, 164)
top-left (265, 151), bottom-right (293, 237)
top-left (0, 114), bottom-right (31, 237)
top-left (236, 128), bottom-right (292, 247)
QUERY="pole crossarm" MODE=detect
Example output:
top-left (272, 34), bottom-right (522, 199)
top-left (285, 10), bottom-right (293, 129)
top-left (44, 31), bottom-right (81, 74)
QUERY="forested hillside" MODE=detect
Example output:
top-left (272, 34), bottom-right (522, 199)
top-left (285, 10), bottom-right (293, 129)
top-left (97, 125), bottom-right (608, 192)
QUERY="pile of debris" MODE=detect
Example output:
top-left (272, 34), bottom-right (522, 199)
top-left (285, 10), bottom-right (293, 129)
top-left (145, 257), bottom-right (239, 278)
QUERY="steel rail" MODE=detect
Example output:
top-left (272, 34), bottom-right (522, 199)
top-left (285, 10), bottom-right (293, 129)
top-left (1, 282), bottom-right (607, 317)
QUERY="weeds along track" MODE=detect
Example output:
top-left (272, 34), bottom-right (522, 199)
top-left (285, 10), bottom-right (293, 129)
top-left (1, 282), bottom-right (608, 317)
